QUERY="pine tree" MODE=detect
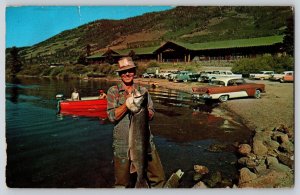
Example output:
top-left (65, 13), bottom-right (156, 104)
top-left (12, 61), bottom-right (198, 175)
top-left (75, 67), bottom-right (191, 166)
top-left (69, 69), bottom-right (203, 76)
top-left (9, 47), bottom-right (23, 75)
top-left (283, 12), bottom-right (294, 56)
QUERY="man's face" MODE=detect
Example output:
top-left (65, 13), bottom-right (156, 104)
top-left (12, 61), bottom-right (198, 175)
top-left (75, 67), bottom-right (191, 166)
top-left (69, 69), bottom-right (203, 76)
top-left (120, 68), bottom-right (135, 84)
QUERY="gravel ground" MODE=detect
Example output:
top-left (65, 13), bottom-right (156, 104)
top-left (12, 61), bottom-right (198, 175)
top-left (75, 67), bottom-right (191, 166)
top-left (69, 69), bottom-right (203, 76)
top-left (133, 78), bottom-right (295, 132)
top-left (222, 80), bottom-right (294, 131)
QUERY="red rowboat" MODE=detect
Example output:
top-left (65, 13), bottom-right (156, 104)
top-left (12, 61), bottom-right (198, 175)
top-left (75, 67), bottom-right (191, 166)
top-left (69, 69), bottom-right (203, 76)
top-left (57, 96), bottom-right (108, 119)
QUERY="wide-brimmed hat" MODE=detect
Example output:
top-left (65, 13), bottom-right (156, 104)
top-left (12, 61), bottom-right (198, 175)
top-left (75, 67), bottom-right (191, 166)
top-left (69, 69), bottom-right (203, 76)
top-left (116, 57), bottom-right (136, 72)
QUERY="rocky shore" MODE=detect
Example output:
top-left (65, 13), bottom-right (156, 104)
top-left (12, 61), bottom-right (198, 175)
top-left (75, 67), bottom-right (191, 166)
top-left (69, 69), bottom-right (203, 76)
top-left (237, 125), bottom-right (294, 187)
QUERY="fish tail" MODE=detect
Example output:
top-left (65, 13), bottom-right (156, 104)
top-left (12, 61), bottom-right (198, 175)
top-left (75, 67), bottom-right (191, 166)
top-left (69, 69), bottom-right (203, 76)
top-left (135, 178), bottom-right (149, 188)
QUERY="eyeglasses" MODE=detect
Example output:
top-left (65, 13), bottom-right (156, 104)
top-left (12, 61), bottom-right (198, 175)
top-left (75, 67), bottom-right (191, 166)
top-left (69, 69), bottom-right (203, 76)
top-left (120, 69), bottom-right (135, 75)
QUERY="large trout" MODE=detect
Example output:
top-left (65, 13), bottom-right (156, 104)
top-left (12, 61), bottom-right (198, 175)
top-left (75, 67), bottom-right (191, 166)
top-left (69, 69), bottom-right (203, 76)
top-left (126, 89), bottom-right (150, 188)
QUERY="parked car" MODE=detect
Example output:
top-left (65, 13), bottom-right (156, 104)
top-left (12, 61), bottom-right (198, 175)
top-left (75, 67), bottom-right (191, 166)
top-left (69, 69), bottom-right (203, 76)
top-left (249, 71), bottom-right (274, 80)
top-left (157, 70), bottom-right (178, 79)
top-left (192, 77), bottom-right (265, 102)
top-left (197, 71), bottom-right (213, 82)
top-left (167, 71), bottom-right (181, 81)
top-left (142, 73), bottom-right (154, 78)
top-left (174, 71), bottom-right (200, 82)
top-left (270, 71), bottom-right (294, 82)
top-left (198, 70), bottom-right (242, 82)
top-left (280, 71), bottom-right (294, 83)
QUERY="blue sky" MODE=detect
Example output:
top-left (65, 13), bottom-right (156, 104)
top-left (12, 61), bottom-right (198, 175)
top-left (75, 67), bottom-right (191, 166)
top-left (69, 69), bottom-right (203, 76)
top-left (6, 6), bottom-right (172, 48)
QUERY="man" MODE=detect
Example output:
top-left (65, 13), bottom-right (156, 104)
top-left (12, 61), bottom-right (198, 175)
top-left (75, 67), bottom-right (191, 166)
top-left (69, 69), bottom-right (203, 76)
top-left (71, 88), bottom-right (80, 101)
top-left (106, 57), bottom-right (165, 188)
top-left (98, 89), bottom-right (107, 99)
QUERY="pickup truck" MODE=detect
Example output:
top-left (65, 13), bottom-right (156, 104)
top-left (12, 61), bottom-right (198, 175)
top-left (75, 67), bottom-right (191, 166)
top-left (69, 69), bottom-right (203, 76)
top-left (270, 71), bottom-right (294, 82)
top-left (249, 71), bottom-right (274, 80)
top-left (198, 70), bottom-right (242, 82)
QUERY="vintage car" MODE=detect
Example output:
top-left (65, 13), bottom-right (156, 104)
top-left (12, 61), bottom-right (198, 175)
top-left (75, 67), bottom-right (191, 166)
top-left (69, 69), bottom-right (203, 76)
top-left (198, 70), bottom-right (242, 82)
top-left (167, 70), bottom-right (187, 81)
top-left (192, 78), bottom-right (266, 102)
top-left (142, 72), bottom-right (155, 78)
top-left (157, 69), bottom-right (178, 79)
top-left (280, 71), bottom-right (294, 83)
top-left (249, 71), bottom-right (274, 80)
top-left (269, 71), bottom-right (294, 82)
top-left (174, 72), bottom-right (200, 82)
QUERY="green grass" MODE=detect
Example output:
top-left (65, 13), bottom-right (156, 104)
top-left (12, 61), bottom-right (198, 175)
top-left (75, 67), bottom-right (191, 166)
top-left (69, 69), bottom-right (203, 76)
top-left (174, 35), bottom-right (284, 50)
top-left (117, 46), bottom-right (161, 55)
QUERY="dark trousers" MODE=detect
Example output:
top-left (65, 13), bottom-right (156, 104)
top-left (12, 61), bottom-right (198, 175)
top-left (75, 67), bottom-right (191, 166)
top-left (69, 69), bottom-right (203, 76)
top-left (113, 148), bottom-right (165, 188)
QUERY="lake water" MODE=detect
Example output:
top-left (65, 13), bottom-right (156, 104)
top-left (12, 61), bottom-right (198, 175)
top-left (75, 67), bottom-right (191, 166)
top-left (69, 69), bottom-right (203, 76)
top-left (6, 77), bottom-right (253, 188)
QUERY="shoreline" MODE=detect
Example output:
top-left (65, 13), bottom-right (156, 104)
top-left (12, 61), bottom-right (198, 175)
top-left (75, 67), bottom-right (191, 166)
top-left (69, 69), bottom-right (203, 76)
top-left (132, 77), bottom-right (294, 133)
top-left (11, 75), bottom-right (294, 132)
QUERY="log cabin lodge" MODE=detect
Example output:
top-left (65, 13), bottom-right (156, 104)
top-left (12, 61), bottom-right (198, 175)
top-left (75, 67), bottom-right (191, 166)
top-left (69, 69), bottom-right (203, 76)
top-left (86, 35), bottom-right (285, 64)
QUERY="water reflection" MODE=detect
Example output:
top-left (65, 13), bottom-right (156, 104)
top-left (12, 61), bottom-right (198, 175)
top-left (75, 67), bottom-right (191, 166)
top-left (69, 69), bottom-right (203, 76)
top-left (8, 77), bottom-right (21, 103)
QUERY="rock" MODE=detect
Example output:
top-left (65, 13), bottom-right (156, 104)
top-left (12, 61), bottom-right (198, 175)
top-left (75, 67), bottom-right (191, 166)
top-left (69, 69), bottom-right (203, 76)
top-left (279, 141), bottom-right (294, 153)
top-left (194, 165), bottom-right (209, 175)
top-left (266, 156), bottom-right (279, 165)
top-left (264, 139), bottom-right (280, 151)
top-left (253, 140), bottom-right (268, 156)
top-left (238, 169), bottom-right (294, 188)
top-left (247, 153), bottom-right (257, 160)
top-left (266, 156), bottom-right (292, 173)
top-left (203, 171), bottom-right (222, 188)
top-left (193, 173), bottom-right (204, 181)
top-left (254, 130), bottom-right (273, 142)
top-left (238, 157), bottom-right (248, 165)
top-left (271, 131), bottom-right (287, 143)
top-left (192, 181), bottom-right (208, 188)
top-left (238, 144), bottom-right (252, 156)
top-left (239, 167), bottom-right (257, 185)
top-left (278, 134), bottom-right (289, 143)
top-left (254, 163), bottom-right (267, 174)
top-left (219, 179), bottom-right (233, 188)
top-left (277, 153), bottom-right (294, 169)
top-left (238, 157), bottom-right (257, 168)
top-left (267, 150), bottom-right (278, 157)
top-left (275, 124), bottom-right (293, 138)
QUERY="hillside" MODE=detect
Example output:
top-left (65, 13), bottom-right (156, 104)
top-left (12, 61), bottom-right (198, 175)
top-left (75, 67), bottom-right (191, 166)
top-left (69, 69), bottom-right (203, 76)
top-left (14, 6), bottom-right (293, 64)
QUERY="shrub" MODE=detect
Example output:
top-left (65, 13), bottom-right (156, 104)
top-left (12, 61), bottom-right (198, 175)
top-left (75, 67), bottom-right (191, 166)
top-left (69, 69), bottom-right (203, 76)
top-left (19, 64), bottom-right (49, 76)
top-left (50, 66), bottom-right (64, 77)
top-left (72, 64), bottom-right (88, 74)
top-left (147, 61), bottom-right (159, 67)
top-left (41, 67), bottom-right (52, 76)
top-left (231, 54), bottom-right (294, 74)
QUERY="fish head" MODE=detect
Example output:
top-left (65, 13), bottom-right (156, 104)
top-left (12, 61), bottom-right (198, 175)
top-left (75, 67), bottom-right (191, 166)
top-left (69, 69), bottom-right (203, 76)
top-left (132, 89), bottom-right (147, 108)
top-left (126, 90), bottom-right (148, 113)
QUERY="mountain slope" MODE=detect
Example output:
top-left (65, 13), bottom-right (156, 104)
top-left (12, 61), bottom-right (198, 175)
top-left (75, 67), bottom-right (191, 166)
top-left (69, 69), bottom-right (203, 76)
top-left (18, 6), bottom-right (293, 63)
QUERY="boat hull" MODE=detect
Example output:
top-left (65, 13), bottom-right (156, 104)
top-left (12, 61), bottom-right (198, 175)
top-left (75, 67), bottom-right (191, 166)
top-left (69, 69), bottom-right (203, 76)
top-left (58, 98), bottom-right (108, 118)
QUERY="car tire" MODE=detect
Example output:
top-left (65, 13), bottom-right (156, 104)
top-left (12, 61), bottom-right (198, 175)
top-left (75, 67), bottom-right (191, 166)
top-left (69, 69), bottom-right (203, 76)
top-left (280, 79), bottom-right (285, 83)
top-left (254, 89), bottom-right (261, 99)
top-left (219, 95), bottom-right (229, 102)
